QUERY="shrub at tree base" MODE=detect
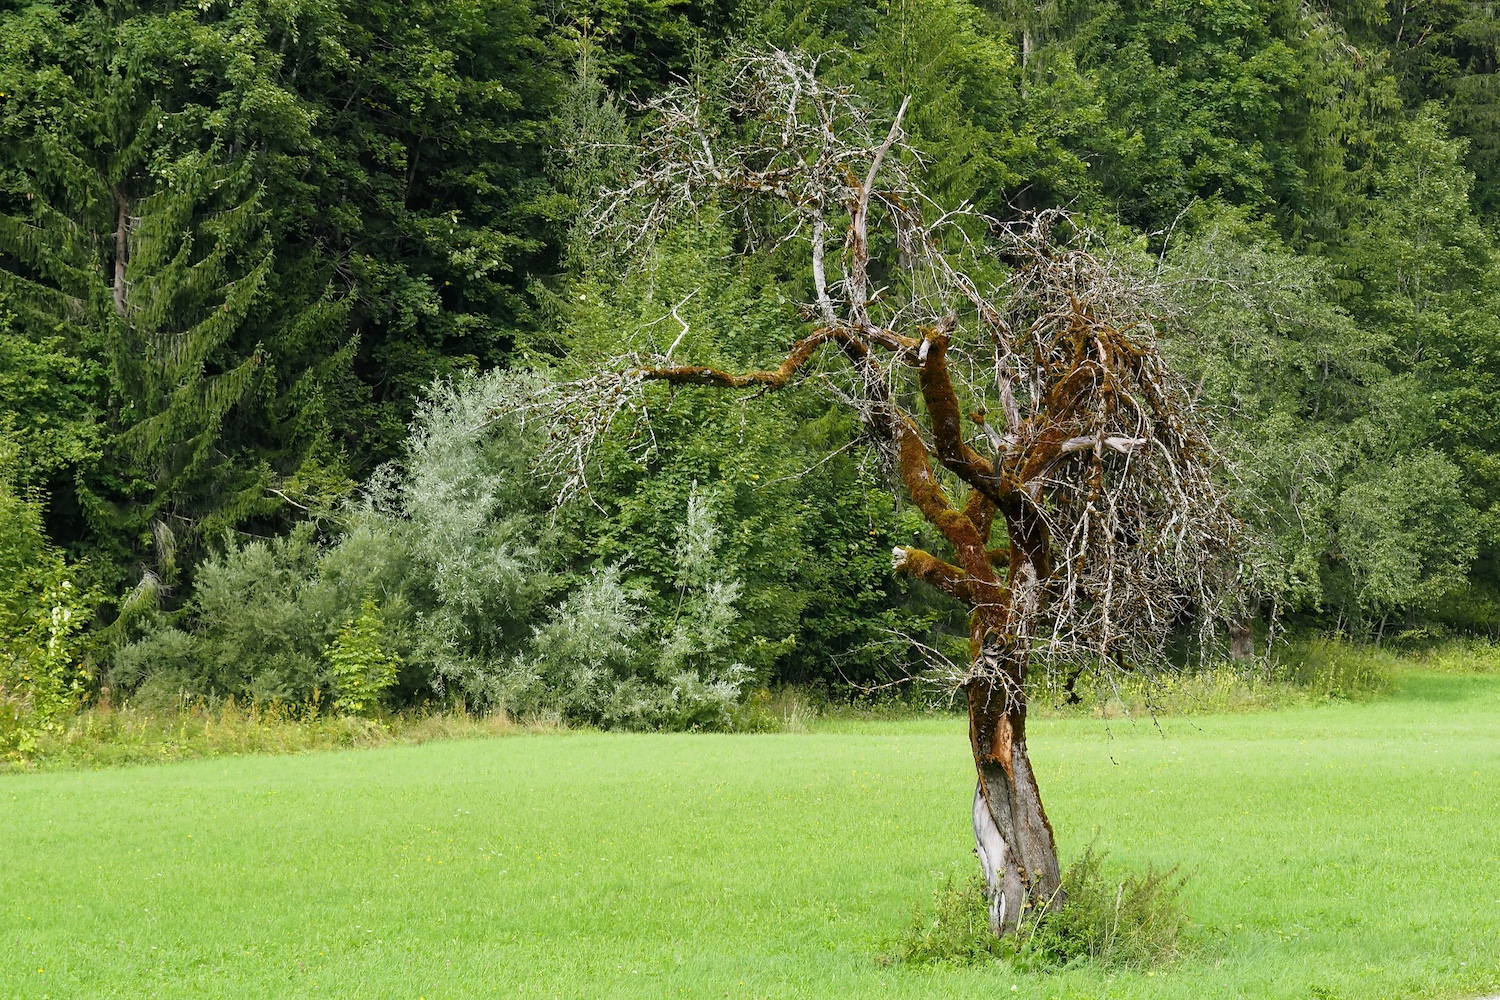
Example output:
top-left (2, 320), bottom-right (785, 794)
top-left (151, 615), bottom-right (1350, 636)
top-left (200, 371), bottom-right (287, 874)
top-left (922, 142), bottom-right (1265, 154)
top-left (892, 846), bottom-right (1189, 970)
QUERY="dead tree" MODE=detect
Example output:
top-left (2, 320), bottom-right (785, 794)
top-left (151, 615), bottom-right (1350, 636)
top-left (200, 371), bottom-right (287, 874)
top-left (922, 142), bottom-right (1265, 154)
top-left (550, 50), bottom-right (1239, 935)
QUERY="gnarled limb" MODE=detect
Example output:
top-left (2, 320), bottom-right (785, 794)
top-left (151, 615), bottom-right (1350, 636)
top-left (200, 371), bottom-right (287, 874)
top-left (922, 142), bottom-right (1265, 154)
top-left (917, 324), bottom-right (1008, 508)
top-left (637, 327), bottom-right (850, 389)
top-left (892, 546), bottom-right (973, 601)
top-left (574, 50), bottom-right (1240, 941)
top-left (962, 488), bottom-right (997, 548)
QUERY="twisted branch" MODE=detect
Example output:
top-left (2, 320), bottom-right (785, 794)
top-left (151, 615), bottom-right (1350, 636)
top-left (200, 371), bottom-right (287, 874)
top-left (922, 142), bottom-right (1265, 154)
top-left (555, 48), bottom-right (1241, 693)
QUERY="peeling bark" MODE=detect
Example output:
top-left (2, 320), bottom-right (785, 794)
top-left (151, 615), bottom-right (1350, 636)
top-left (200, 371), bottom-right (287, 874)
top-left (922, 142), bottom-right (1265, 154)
top-left (968, 663), bottom-right (1062, 931)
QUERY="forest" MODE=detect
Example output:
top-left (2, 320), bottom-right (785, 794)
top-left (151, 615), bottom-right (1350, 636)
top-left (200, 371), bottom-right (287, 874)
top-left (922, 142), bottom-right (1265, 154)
top-left (4, 0), bottom-right (1500, 741)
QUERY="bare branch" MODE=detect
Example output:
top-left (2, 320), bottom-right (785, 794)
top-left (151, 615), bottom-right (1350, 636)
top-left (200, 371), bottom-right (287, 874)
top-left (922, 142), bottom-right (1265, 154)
top-left (849, 95), bottom-right (910, 326)
top-left (567, 46), bottom-right (1242, 690)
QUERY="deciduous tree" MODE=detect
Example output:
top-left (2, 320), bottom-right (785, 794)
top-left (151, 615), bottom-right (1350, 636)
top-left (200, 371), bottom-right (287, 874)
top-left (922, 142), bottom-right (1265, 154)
top-left (552, 50), bottom-right (1239, 933)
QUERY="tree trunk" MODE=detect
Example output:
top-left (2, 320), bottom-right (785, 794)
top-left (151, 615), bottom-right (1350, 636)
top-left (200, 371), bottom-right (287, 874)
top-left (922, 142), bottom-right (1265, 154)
top-left (1020, 28), bottom-right (1032, 100)
top-left (113, 193), bottom-right (129, 316)
top-left (1229, 595), bottom-right (1260, 660)
top-left (1228, 621), bottom-right (1254, 660)
top-left (966, 653), bottom-right (1062, 935)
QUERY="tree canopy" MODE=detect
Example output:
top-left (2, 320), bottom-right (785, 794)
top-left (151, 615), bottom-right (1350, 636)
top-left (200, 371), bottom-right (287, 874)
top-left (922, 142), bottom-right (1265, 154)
top-left (3, 0), bottom-right (1500, 727)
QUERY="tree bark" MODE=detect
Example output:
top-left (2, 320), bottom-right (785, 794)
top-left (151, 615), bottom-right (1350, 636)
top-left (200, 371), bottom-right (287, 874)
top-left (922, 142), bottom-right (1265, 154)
top-left (1229, 596), bottom-right (1260, 660)
top-left (1228, 621), bottom-right (1254, 660)
top-left (966, 642), bottom-right (1062, 934)
top-left (113, 192), bottom-right (129, 317)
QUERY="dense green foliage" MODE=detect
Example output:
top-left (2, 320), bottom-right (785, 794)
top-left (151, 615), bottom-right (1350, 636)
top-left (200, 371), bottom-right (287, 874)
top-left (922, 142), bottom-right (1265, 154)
top-left (3, 0), bottom-right (1500, 726)
top-left (0, 0), bottom-right (559, 571)
top-left (0, 459), bottom-right (95, 751)
top-left (3, 671), bottom-right (1499, 996)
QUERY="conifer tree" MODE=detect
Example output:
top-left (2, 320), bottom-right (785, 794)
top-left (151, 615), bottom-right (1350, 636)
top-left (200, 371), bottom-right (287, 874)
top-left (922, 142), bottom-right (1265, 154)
top-left (1, 152), bottom-right (288, 571)
top-left (0, 2), bottom-right (350, 583)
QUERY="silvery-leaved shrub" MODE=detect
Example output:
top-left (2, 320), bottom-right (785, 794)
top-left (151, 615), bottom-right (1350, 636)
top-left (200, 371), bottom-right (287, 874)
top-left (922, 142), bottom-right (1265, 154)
top-left (110, 370), bottom-right (755, 729)
top-left (378, 370), bottom-right (554, 706)
top-left (112, 370), bottom-right (549, 711)
top-left (505, 487), bottom-right (749, 729)
top-left (504, 564), bottom-right (645, 722)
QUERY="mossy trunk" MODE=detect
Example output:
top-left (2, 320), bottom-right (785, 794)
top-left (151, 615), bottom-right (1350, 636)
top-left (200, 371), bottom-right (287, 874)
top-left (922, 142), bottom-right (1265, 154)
top-left (967, 650), bottom-right (1062, 935)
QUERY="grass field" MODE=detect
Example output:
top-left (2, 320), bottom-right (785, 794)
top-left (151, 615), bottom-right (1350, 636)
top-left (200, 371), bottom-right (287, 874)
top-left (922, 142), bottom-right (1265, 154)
top-left (4, 671), bottom-right (1499, 999)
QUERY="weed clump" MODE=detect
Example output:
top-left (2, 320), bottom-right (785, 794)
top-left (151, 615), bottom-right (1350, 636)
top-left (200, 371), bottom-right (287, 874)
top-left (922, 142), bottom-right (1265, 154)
top-left (1283, 639), bottom-right (1397, 700)
top-left (892, 846), bottom-right (1189, 970)
top-left (730, 687), bottom-right (819, 732)
top-left (0, 696), bottom-right (533, 771)
top-left (892, 873), bottom-right (1003, 966)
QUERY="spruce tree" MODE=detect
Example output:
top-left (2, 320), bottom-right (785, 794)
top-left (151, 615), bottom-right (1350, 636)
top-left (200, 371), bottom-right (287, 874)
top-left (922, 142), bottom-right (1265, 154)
top-left (0, 2), bottom-right (349, 585)
top-left (0, 152), bottom-right (282, 577)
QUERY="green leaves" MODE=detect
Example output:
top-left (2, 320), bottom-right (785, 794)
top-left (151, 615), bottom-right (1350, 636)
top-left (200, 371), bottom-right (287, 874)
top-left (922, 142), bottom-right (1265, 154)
top-left (1163, 117), bottom-right (1498, 628)
top-left (3, 0), bottom-right (1500, 670)
top-left (0, 142), bottom-right (281, 574)
top-left (0, 471), bottom-right (97, 737)
top-left (0, 321), bottom-right (101, 487)
top-left (0, 0), bottom-right (565, 590)
top-left (1337, 450), bottom-right (1479, 619)
top-left (326, 599), bottom-right (402, 717)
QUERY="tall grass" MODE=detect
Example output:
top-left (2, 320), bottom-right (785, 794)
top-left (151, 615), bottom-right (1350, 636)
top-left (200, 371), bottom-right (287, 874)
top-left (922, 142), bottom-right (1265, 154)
top-left (1035, 637), bottom-right (1406, 719)
top-left (1279, 638), bottom-right (1400, 699)
top-left (1, 697), bottom-right (532, 772)
top-left (10, 638), bottom-right (1492, 770)
top-left (1407, 637), bottom-right (1500, 673)
top-left (731, 686), bottom-right (820, 733)
top-left (891, 846), bottom-right (1190, 970)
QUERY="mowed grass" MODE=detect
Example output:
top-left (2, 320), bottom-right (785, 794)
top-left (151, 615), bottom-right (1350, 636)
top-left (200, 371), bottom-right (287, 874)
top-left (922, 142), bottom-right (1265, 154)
top-left (3, 673), bottom-right (1499, 1000)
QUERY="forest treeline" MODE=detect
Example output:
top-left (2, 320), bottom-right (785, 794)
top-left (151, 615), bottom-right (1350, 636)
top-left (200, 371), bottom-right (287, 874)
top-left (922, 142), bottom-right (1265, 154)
top-left (3, 0), bottom-right (1499, 731)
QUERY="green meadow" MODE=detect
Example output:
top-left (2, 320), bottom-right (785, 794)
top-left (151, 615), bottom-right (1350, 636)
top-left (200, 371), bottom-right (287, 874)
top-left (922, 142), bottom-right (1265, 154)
top-left (4, 672), bottom-right (1499, 1000)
